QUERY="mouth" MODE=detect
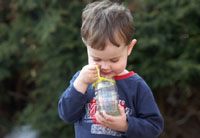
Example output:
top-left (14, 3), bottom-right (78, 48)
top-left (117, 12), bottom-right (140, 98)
top-left (100, 71), bottom-right (112, 76)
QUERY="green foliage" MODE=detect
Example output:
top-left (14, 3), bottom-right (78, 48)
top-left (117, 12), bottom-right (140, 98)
top-left (0, 0), bottom-right (87, 137)
top-left (14, 1), bottom-right (87, 137)
top-left (0, 0), bottom-right (199, 137)
top-left (129, 0), bottom-right (200, 104)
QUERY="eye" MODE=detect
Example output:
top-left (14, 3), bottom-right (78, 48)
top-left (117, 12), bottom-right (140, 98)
top-left (110, 58), bottom-right (119, 63)
top-left (93, 58), bottom-right (101, 62)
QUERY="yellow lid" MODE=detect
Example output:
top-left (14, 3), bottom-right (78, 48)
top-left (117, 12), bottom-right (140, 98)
top-left (92, 65), bottom-right (115, 87)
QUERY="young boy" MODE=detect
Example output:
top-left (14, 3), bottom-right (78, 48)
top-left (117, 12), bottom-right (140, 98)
top-left (58, 0), bottom-right (164, 137)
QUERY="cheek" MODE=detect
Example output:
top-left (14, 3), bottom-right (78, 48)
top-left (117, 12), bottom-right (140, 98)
top-left (112, 61), bottom-right (127, 74)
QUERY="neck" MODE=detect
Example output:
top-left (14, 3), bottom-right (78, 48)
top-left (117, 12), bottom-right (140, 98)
top-left (118, 69), bottom-right (129, 76)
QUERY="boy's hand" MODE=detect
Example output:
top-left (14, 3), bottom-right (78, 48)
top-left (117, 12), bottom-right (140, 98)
top-left (95, 104), bottom-right (128, 132)
top-left (73, 64), bottom-right (98, 94)
top-left (79, 64), bottom-right (99, 84)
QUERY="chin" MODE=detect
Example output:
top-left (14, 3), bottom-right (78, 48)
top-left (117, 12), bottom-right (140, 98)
top-left (101, 73), bottom-right (115, 79)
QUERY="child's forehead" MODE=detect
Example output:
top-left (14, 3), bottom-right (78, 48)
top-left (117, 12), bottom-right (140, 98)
top-left (86, 32), bottom-right (126, 49)
top-left (87, 41), bottom-right (127, 56)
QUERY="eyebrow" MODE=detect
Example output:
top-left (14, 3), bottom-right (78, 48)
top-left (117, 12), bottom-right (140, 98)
top-left (91, 55), bottom-right (121, 60)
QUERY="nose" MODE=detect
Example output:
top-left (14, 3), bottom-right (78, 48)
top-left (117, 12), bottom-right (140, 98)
top-left (100, 61), bottom-right (109, 70)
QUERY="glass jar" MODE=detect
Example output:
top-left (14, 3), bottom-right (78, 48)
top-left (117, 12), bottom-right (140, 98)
top-left (95, 80), bottom-right (120, 116)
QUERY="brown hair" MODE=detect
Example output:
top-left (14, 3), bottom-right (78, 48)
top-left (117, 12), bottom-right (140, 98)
top-left (81, 0), bottom-right (134, 50)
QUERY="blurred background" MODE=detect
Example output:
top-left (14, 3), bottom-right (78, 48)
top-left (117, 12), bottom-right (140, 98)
top-left (0, 0), bottom-right (199, 138)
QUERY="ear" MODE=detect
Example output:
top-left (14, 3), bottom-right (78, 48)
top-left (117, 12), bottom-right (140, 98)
top-left (128, 39), bottom-right (137, 56)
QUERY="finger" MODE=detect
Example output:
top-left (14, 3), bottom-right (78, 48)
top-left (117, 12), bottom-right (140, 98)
top-left (95, 111), bottom-right (101, 122)
top-left (102, 111), bottom-right (114, 122)
top-left (88, 64), bottom-right (97, 70)
top-left (118, 104), bottom-right (125, 116)
top-left (88, 66), bottom-right (98, 75)
top-left (91, 64), bottom-right (101, 75)
top-left (95, 111), bottom-right (106, 124)
top-left (88, 72), bottom-right (97, 79)
top-left (90, 66), bottom-right (99, 75)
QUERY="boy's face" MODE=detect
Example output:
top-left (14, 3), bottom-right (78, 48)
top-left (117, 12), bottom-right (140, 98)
top-left (86, 40), bottom-right (135, 78)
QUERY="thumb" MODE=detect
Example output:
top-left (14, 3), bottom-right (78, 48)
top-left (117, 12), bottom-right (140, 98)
top-left (118, 104), bottom-right (125, 115)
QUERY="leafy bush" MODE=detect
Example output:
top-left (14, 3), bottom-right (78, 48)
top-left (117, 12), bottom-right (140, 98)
top-left (130, 0), bottom-right (200, 103)
top-left (0, 0), bottom-right (86, 137)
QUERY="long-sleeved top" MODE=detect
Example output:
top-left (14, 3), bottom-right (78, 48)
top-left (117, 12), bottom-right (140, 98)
top-left (58, 71), bottom-right (164, 138)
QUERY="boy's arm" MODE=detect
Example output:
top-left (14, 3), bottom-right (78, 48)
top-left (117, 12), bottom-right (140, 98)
top-left (58, 71), bottom-right (87, 123)
top-left (58, 65), bottom-right (98, 123)
top-left (125, 81), bottom-right (164, 138)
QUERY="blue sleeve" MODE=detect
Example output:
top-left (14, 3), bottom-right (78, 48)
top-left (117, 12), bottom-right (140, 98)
top-left (58, 71), bottom-right (87, 123)
top-left (125, 79), bottom-right (164, 138)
